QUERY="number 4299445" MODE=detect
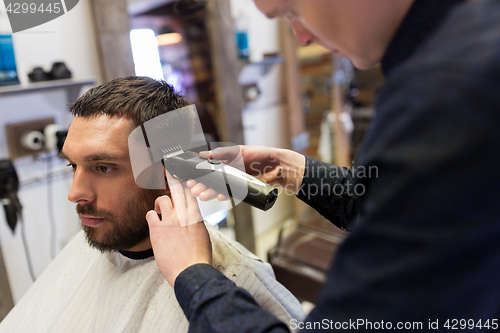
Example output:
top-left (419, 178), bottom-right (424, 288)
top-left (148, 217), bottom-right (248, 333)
top-left (5, 3), bottom-right (62, 14)
top-left (444, 319), bottom-right (498, 330)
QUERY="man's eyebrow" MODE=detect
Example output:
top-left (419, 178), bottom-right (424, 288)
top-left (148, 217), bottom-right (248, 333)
top-left (83, 153), bottom-right (127, 162)
top-left (58, 151), bottom-right (126, 162)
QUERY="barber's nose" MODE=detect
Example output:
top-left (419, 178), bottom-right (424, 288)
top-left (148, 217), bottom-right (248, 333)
top-left (67, 169), bottom-right (96, 204)
top-left (289, 20), bottom-right (314, 47)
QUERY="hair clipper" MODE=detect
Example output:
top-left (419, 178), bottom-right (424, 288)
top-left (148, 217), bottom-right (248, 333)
top-left (161, 146), bottom-right (278, 211)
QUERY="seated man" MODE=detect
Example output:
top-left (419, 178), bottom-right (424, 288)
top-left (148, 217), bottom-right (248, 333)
top-left (0, 76), bottom-right (304, 332)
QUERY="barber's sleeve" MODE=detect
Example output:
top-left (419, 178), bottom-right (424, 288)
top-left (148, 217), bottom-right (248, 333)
top-left (296, 156), bottom-right (359, 230)
top-left (175, 264), bottom-right (290, 333)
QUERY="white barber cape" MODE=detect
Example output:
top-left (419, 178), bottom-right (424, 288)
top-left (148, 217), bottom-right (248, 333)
top-left (0, 224), bottom-right (305, 332)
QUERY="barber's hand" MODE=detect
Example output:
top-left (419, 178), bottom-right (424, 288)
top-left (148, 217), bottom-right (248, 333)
top-left (187, 145), bottom-right (306, 201)
top-left (146, 171), bottom-right (212, 288)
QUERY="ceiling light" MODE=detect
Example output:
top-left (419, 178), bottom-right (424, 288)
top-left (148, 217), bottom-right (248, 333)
top-left (156, 32), bottom-right (183, 46)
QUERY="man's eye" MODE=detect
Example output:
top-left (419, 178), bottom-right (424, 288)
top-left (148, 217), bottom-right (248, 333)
top-left (67, 163), bottom-right (76, 171)
top-left (97, 166), bottom-right (113, 173)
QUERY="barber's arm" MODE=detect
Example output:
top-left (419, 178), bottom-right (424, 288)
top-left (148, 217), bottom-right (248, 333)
top-left (296, 156), bottom-right (359, 230)
top-left (146, 171), bottom-right (290, 333)
top-left (189, 145), bottom-right (359, 230)
top-left (175, 264), bottom-right (290, 332)
top-left (188, 146), bottom-right (306, 200)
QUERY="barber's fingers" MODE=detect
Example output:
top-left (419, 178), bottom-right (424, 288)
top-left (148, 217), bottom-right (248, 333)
top-left (155, 168), bottom-right (188, 226)
top-left (187, 180), bottom-right (229, 202)
top-left (162, 170), bottom-right (204, 226)
top-left (148, 192), bottom-right (201, 228)
top-left (165, 170), bottom-right (186, 210)
top-left (166, 170), bottom-right (195, 225)
top-left (146, 210), bottom-right (161, 226)
top-left (147, 195), bottom-right (177, 226)
top-left (217, 193), bottom-right (230, 201)
top-left (184, 185), bottom-right (203, 226)
top-left (189, 182), bottom-right (217, 200)
top-left (199, 145), bottom-right (242, 163)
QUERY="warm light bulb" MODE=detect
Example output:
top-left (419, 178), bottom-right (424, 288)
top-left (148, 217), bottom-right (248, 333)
top-left (156, 33), bottom-right (183, 46)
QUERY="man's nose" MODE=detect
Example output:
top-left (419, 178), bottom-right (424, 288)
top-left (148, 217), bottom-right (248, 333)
top-left (67, 169), bottom-right (96, 204)
top-left (289, 19), bottom-right (314, 47)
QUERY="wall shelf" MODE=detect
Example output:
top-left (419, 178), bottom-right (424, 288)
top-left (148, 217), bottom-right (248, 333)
top-left (238, 56), bottom-right (283, 86)
top-left (244, 56), bottom-right (284, 67)
top-left (0, 78), bottom-right (95, 104)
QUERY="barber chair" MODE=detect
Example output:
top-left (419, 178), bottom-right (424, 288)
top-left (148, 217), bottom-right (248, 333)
top-left (268, 213), bottom-right (349, 303)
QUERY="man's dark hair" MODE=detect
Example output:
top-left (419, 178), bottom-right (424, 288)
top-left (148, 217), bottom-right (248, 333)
top-left (70, 76), bottom-right (190, 128)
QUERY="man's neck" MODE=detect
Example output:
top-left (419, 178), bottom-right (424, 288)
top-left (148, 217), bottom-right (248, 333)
top-left (125, 238), bottom-right (152, 252)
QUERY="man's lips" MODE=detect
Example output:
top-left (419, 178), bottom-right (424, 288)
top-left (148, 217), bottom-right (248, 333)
top-left (80, 215), bottom-right (105, 227)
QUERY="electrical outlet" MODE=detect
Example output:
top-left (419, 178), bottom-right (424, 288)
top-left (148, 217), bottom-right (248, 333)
top-left (5, 117), bottom-right (55, 160)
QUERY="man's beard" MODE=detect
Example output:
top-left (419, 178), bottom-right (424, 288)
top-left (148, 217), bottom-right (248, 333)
top-left (77, 190), bottom-right (165, 253)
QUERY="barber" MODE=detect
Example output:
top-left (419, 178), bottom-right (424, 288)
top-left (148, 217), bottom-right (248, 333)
top-left (146, 0), bottom-right (500, 331)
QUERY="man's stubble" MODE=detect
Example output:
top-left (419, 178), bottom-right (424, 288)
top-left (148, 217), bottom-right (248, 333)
top-left (78, 189), bottom-right (166, 253)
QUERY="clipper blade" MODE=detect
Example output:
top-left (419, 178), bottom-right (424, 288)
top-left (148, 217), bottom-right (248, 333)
top-left (161, 145), bottom-right (184, 159)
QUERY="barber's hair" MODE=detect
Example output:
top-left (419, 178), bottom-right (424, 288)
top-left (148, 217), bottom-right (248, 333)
top-left (70, 75), bottom-right (190, 127)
